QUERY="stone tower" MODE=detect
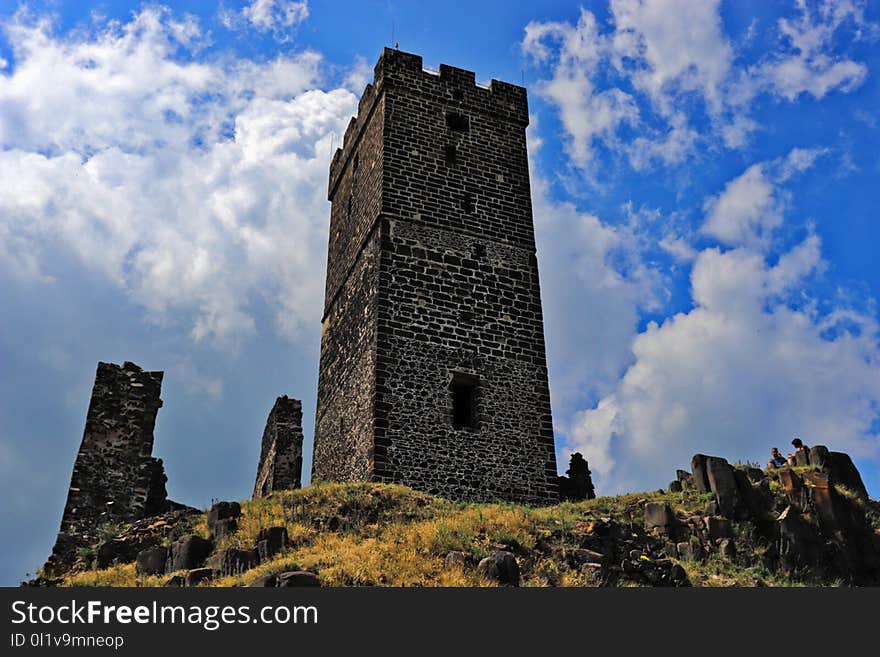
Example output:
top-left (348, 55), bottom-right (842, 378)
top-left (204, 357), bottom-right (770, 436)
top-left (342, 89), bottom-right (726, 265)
top-left (312, 48), bottom-right (558, 504)
top-left (253, 395), bottom-right (304, 498)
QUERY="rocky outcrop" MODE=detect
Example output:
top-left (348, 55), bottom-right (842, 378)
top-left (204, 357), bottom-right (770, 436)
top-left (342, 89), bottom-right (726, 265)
top-left (664, 449), bottom-right (879, 585)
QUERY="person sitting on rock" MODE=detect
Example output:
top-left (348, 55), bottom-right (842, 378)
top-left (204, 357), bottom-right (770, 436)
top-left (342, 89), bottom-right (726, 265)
top-left (767, 447), bottom-right (787, 469)
top-left (787, 437), bottom-right (810, 466)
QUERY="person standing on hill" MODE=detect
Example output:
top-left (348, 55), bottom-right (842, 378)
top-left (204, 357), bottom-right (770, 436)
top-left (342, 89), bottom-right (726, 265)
top-left (788, 437), bottom-right (810, 466)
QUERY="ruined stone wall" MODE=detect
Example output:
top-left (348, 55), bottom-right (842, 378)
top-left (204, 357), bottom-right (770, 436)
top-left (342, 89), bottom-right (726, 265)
top-left (44, 361), bottom-right (169, 575)
top-left (313, 49), bottom-right (558, 503)
top-left (253, 396), bottom-right (304, 497)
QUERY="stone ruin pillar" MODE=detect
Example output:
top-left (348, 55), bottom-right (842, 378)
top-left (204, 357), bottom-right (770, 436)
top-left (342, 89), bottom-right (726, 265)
top-left (253, 396), bottom-right (304, 498)
top-left (43, 361), bottom-right (169, 577)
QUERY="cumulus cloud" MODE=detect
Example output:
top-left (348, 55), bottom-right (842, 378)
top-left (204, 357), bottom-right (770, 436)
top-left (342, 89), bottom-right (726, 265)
top-left (222, 0), bottom-right (309, 38)
top-left (0, 7), bottom-right (358, 346)
top-left (522, 10), bottom-right (638, 167)
top-left (702, 148), bottom-right (827, 249)
top-left (522, 0), bottom-right (872, 171)
top-left (564, 159), bottom-right (880, 492)
top-left (753, 0), bottom-right (870, 101)
top-left (610, 0), bottom-right (733, 113)
top-left (702, 164), bottom-right (781, 249)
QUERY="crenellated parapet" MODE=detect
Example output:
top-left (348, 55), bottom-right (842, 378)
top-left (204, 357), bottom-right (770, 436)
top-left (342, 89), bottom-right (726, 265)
top-left (328, 47), bottom-right (529, 199)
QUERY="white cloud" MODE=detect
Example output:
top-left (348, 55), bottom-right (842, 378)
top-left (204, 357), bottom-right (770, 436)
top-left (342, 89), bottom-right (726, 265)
top-left (626, 112), bottom-right (699, 170)
top-left (522, 9), bottom-right (638, 167)
top-left (223, 0), bottom-right (309, 38)
top-left (610, 0), bottom-right (733, 113)
top-left (0, 8), bottom-right (358, 346)
top-left (702, 164), bottom-right (780, 249)
top-left (753, 0), bottom-right (870, 101)
top-left (522, 0), bottom-right (873, 172)
top-left (702, 147), bottom-right (827, 248)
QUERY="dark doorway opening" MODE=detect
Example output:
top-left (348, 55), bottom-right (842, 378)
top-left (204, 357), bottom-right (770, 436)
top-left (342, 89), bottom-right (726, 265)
top-left (451, 373), bottom-right (479, 429)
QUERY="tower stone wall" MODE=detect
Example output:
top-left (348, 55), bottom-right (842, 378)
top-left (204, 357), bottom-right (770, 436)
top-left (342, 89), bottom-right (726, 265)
top-left (313, 49), bottom-right (558, 504)
top-left (253, 396), bottom-right (304, 497)
top-left (44, 361), bottom-right (171, 576)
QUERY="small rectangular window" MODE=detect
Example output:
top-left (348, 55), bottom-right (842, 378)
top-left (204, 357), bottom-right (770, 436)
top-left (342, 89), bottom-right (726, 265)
top-left (461, 192), bottom-right (475, 213)
top-left (446, 112), bottom-right (469, 132)
top-left (450, 373), bottom-right (478, 429)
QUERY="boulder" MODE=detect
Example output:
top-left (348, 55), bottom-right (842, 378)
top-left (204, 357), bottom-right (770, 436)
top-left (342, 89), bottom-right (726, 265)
top-left (644, 502), bottom-right (676, 533)
top-left (690, 455), bottom-right (711, 493)
top-left (777, 468), bottom-right (804, 504)
top-left (719, 539), bottom-right (736, 559)
top-left (669, 563), bottom-right (690, 587)
top-left (705, 456), bottom-right (744, 519)
top-left (668, 480), bottom-right (683, 493)
top-left (676, 538), bottom-right (704, 562)
top-left (566, 548), bottom-right (604, 567)
top-left (256, 526), bottom-right (289, 561)
top-left (212, 518), bottom-right (238, 540)
top-left (207, 501), bottom-right (241, 539)
top-left (477, 551), bottom-right (520, 587)
top-left (706, 516), bottom-right (732, 541)
top-left (826, 451), bottom-right (869, 501)
top-left (732, 468), bottom-right (764, 519)
top-left (163, 574), bottom-right (185, 587)
top-left (444, 551), bottom-right (469, 568)
top-left (96, 536), bottom-right (159, 569)
top-left (743, 467), bottom-right (765, 483)
top-left (185, 568), bottom-right (214, 587)
top-left (207, 501), bottom-right (241, 527)
top-left (248, 574), bottom-right (278, 587)
top-left (209, 548), bottom-right (259, 577)
top-left (167, 535), bottom-right (212, 572)
top-left (135, 546), bottom-right (168, 576)
top-left (277, 571), bottom-right (320, 587)
top-left (809, 445), bottom-right (830, 468)
top-left (777, 506), bottom-right (821, 570)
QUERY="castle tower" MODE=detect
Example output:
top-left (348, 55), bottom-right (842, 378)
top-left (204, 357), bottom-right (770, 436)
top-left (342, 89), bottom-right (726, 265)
top-left (312, 49), bottom-right (558, 504)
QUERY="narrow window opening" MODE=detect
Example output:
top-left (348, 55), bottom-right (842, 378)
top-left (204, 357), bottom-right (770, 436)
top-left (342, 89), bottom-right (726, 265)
top-left (451, 374), bottom-right (478, 429)
top-left (446, 112), bottom-right (469, 132)
top-left (347, 194), bottom-right (353, 217)
top-left (461, 192), bottom-right (475, 214)
top-left (444, 144), bottom-right (457, 165)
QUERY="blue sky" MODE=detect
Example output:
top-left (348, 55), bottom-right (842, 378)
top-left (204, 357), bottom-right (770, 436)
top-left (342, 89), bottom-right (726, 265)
top-left (1, 0), bottom-right (878, 585)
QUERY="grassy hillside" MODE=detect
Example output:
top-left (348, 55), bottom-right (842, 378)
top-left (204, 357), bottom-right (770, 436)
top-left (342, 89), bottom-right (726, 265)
top-left (57, 473), bottom-right (880, 587)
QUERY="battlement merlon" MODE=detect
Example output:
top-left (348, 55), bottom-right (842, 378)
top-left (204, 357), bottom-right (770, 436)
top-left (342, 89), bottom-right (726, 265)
top-left (328, 47), bottom-right (530, 199)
